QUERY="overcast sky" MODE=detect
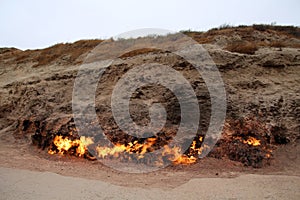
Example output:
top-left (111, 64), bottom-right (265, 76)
top-left (1, 0), bottom-right (299, 50)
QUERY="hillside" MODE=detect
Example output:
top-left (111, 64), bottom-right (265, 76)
top-left (0, 25), bottom-right (299, 178)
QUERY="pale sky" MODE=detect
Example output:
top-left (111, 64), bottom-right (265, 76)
top-left (1, 0), bottom-right (299, 50)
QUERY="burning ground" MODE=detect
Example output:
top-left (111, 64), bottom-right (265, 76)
top-left (0, 25), bottom-right (300, 176)
top-left (26, 116), bottom-right (274, 168)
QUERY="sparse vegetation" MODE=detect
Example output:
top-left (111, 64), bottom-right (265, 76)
top-left (119, 48), bottom-right (162, 59)
top-left (12, 39), bottom-right (103, 67)
top-left (2, 25), bottom-right (299, 66)
top-left (225, 41), bottom-right (258, 55)
top-left (253, 24), bottom-right (300, 38)
top-left (33, 39), bottom-right (103, 67)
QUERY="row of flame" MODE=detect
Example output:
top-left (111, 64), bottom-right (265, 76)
top-left (48, 134), bottom-right (262, 165)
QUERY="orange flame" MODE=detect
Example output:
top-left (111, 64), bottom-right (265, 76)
top-left (48, 134), bottom-right (203, 164)
top-left (48, 135), bottom-right (93, 156)
top-left (162, 145), bottom-right (198, 164)
top-left (48, 134), bottom-right (264, 165)
top-left (243, 136), bottom-right (261, 146)
top-left (96, 138), bottom-right (159, 159)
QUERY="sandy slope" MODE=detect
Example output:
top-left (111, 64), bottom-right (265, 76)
top-left (0, 26), bottom-right (300, 199)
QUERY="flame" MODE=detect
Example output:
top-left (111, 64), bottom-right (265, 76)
top-left (96, 137), bottom-right (158, 159)
top-left (48, 135), bottom-right (93, 157)
top-left (96, 144), bottom-right (127, 158)
top-left (48, 133), bottom-right (265, 165)
top-left (162, 145), bottom-right (198, 164)
top-left (78, 136), bottom-right (94, 155)
top-left (95, 137), bottom-right (203, 164)
top-left (161, 137), bottom-right (206, 165)
top-left (48, 134), bottom-right (207, 165)
top-left (174, 155), bottom-right (197, 165)
top-left (265, 149), bottom-right (272, 158)
top-left (243, 136), bottom-right (261, 146)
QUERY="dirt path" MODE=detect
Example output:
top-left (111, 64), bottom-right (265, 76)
top-left (1, 167), bottom-right (299, 200)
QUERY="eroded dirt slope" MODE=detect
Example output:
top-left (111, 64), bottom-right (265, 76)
top-left (0, 25), bottom-right (299, 177)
